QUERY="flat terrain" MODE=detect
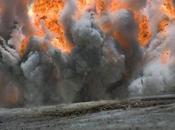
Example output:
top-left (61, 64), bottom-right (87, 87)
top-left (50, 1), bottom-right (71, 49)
top-left (0, 94), bottom-right (175, 130)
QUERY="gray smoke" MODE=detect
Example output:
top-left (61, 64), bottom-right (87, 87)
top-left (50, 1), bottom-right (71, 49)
top-left (129, 24), bottom-right (175, 97)
top-left (97, 8), bottom-right (142, 63)
top-left (60, 0), bottom-right (77, 44)
top-left (59, 0), bottom-right (127, 101)
top-left (0, 36), bottom-right (24, 107)
top-left (0, 0), bottom-right (33, 40)
top-left (144, 0), bottom-right (164, 37)
top-left (111, 9), bottom-right (143, 76)
top-left (111, 9), bottom-right (137, 36)
top-left (128, 0), bottom-right (175, 97)
top-left (123, 0), bottom-right (147, 10)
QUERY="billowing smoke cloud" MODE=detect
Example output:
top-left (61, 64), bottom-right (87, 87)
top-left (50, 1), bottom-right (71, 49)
top-left (129, 56), bottom-right (175, 97)
top-left (129, 23), bottom-right (175, 97)
top-left (111, 9), bottom-right (137, 36)
top-left (0, 0), bottom-right (33, 40)
top-left (110, 9), bottom-right (142, 76)
top-left (0, 36), bottom-right (23, 106)
top-left (97, 8), bottom-right (142, 59)
top-left (60, 0), bottom-right (127, 101)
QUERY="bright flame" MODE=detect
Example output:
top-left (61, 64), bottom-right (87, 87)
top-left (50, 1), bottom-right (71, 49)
top-left (32, 0), bottom-right (74, 53)
top-left (28, 3), bottom-right (34, 18)
top-left (29, 0), bottom-right (97, 53)
top-left (98, 0), bottom-right (152, 47)
top-left (23, 0), bottom-right (173, 58)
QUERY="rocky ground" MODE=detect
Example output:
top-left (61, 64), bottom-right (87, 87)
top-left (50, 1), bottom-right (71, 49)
top-left (0, 94), bottom-right (175, 130)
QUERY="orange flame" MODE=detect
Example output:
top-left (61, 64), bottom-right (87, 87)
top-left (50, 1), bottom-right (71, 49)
top-left (135, 13), bottom-right (152, 47)
top-left (95, 0), bottom-right (108, 15)
top-left (109, 0), bottom-right (129, 12)
top-left (20, 0), bottom-right (173, 58)
top-left (25, 0), bottom-right (96, 54)
top-left (33, 0), bottom-right (74, 53)
top-left (97, 0), bottom-right (152, 48)
top-left (158, 18), bottom-right (169, 33)
top-left (161, 0), bottom-right (175, 18)
top-left (158, 0), bottom-right (175, 36)
top-left (159, 0), bottom-right (174, 64)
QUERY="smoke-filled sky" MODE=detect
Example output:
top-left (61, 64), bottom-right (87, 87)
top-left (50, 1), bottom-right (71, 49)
top-left (0, 0), bottom-right (175, 107)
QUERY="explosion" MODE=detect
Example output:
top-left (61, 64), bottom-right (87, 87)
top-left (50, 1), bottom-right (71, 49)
top-left (31, 0), bottom-right (152, 50)
top-left (0, 0), bottom-right (175, 107)
top-left (32, 0), bottom-right (74, 53)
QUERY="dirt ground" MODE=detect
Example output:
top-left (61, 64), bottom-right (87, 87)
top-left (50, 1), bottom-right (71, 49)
top-left (0, 95), bottom-right (175, 130)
